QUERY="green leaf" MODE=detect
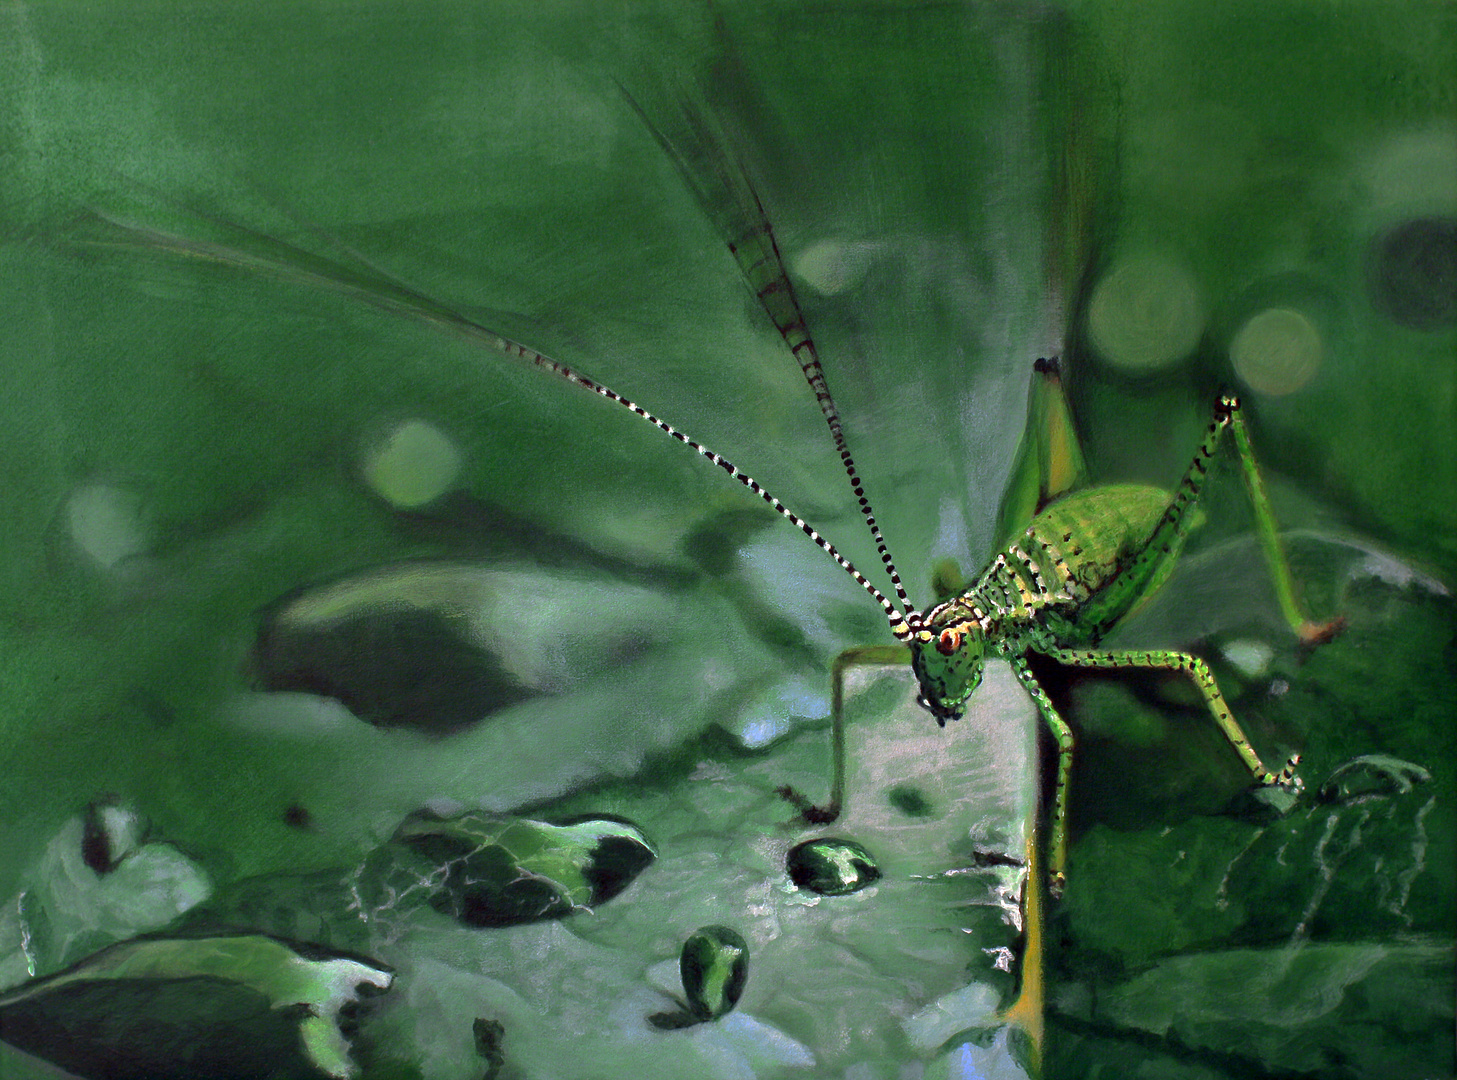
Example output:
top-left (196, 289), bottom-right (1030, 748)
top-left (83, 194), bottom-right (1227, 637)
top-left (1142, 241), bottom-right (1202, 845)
top-left (0, 934), bottom-right (392, 1080)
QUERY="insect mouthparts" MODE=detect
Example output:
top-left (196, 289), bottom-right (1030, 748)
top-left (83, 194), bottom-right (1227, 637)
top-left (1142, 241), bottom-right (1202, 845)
top-left (916, 694), bottom-right (958, 727)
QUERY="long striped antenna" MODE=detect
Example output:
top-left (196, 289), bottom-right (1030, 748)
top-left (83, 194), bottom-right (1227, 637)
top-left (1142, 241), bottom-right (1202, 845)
top-left (624, 88), bottom-right (921, 637)
top-left (72, 210), bottom-right (918, 642)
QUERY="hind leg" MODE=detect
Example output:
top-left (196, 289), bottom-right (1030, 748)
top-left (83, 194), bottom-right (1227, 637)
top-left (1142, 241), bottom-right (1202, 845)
top-left (1221, 399), bottom-right (1344, 644)
top-left (1076, 395), bottom-right (1343, 642)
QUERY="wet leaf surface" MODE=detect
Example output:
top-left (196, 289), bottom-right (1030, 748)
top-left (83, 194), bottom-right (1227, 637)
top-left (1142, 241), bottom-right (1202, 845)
top-left (0, 934), bottom-right (392, 1080)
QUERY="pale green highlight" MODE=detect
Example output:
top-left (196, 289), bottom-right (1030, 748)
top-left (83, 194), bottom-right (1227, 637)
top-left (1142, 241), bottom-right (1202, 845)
top-left (1231, 308), bottom-right (1322, 396)
top-left (1087, 250), bottom-right (1205, 371)
top-left (362, 418), bottom-right (462, 509)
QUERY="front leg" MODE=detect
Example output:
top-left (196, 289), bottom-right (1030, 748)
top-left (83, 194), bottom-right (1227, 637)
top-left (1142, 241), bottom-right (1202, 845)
top-left (778, 644), bottom-right (910, 823)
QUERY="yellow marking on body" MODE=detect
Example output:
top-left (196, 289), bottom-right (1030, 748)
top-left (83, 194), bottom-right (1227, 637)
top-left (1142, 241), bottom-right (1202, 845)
top-left (1012, 569), bottom-right (1038, 608)
top-left (1009, 545), bottom-right (1048, 598)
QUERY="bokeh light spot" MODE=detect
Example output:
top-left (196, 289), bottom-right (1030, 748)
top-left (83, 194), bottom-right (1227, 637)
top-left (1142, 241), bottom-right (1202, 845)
top-left (362, 418), bottom-right (462, 509)
top-left (1367, 216), bottom-right (1457, 330)
top-left (1230, 307), bottom-right (1323, 396)
top-left (794, 239), bottom-right (870, 296)
top-left (1087, 251), bottom-right (1205, 372)
top-left (66, 483), bottom-right (149, 569)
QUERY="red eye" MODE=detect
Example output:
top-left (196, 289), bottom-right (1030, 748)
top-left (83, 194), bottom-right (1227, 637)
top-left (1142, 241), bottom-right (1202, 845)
top-left (936, 628), bottom-right (962, 655)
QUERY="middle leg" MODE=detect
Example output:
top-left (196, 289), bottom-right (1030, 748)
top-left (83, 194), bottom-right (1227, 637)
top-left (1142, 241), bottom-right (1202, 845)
top-left (1043, 645), bottom-right (1301, 788)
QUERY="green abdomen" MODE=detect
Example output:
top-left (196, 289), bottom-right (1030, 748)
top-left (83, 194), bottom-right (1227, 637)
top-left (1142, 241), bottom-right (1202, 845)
top-left (1018, 484), bottom-right (1174, 644)
top-left (1028, 485), bottom-right (1170, 593)
top-left (966, 483), bottom-right (1183, 650)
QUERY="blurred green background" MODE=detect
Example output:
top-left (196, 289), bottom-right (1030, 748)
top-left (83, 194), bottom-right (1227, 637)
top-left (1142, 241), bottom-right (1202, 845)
top-left (1, 1), bottom-right (1452, 1078)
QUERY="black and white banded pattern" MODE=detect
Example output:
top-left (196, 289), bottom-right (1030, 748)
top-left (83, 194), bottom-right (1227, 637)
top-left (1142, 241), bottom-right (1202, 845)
top-left (491, 335), bottom-right (916, 640)
top-left (626, 89), bottom-right (918, 629)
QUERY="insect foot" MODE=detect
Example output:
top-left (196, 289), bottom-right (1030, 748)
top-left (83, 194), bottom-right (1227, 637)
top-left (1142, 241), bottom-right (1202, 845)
top-left (1232, 758), bottom-right (1305, 822)
top-left (1049, 869), bottom-right (1067, 900)
top-left (1270, 752), bottom-right (1302, 788)
top-left (775, 785), bottom-right (841, 824)
top-left (1297, 614), bottom-right (1348, 647)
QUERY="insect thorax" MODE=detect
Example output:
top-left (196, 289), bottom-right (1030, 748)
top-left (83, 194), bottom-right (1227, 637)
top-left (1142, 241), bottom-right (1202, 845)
top-left (938, 545), bottom-right (1072, 655)
top-left (910, 553), bottom-right (1060, 720)
top-left (912, 484), bottom-right (1179, 719)
top-left (910, 535), bottom-right (1082, 720)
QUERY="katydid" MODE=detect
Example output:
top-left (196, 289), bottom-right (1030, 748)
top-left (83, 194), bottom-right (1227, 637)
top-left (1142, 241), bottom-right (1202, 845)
top-left (788, 370), bottom-right (1344, 896)
top-left (79, 101), bottom-right (1340, 900)
top-left (635, 99), bottom-right (1342, 898)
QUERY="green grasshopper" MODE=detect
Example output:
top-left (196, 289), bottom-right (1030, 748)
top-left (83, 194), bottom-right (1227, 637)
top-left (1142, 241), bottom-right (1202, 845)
top-left (635, 99), bottom-right (1343, 897)
top-left (805, 370), bottom-right (1344, 897)
top-left (83, 98), bottom-right (1339, 899)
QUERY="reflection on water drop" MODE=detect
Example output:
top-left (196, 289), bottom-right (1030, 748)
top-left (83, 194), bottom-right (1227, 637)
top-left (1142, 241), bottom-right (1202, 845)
top-left (1087, 251), bottom-right (1205, 372)
top-left (680, 925), bottom-right (749, 1021)
top-left (362, 418), bottom-right (462, 508)
top-left (786, 837), bottom-right (881, 896)
top-left (1230, 307), bottom-right (1323, 396)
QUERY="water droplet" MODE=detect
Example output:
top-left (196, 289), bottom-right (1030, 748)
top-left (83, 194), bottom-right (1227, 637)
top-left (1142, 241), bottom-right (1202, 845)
top-left (680, 925), bottom-right (749, 1021)
top-left (786, 837), bottom-right (881, 895)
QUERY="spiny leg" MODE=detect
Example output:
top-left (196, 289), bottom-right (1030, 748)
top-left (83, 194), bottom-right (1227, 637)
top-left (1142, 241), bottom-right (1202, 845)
top-left (1060, 398), bottom-right (1235, 637)
top-left (1074, 395), bottom-right (1341, 643)
top-left (1222, 399), bottom-right (1344, 645)
top-left (777, 644), bottom-right (911, 823)
top-left (1043, 646), bottom-right (1301, 789)
top-left (1008, 655), bottom-right (1076, 899)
